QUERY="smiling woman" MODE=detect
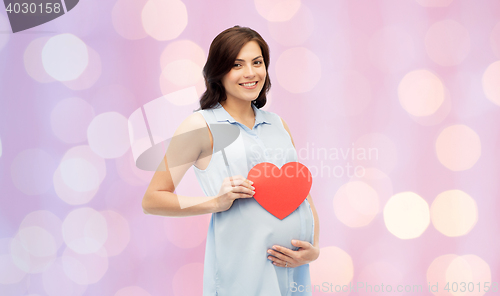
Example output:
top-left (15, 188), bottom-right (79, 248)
top-left (142, 25), bottom-right (320, 296)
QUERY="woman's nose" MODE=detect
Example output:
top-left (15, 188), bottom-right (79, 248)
top-left (244, 65), bottom-right (255, 77)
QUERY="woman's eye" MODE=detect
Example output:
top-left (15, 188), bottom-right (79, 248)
top-left (234, 63), bottom-right (241, 67)
top-left (255, 61), bottom-right (263, 65)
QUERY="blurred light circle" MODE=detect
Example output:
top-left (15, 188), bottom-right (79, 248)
top-left (482, 60), bottom-right (500, 107)
top-left (24, 37), bottom-right (56, 83)
top-left (61, 146), bottom-right (106, 183)
top-left (115, 150), bottom-right (154, 185)
top-left (268, 4), bottom-right (314, 46)
top-left (115, 286), bottom-right (151, 296)
top-left (62, 46), bottom-right (102, 90)
top-left (491, 22), bottom-right (500, 58)
top-left (164, 214), bottom-right (209, 248)
top-left (54, 146), bottom-right (105, 205)
top-left (20, 211), bottom-right (63, 251)
top-left (0, 238), bottom-right (26, 285)
top-left (0, 14), bottom-right (9, 52)
top-left (333, 181), bottom-right (380, 228)
top-left (62, 208), bottom-right (108, 254)
top-left (349, 168), bottom-right (393, 206)
top-left (62, 247), bottom-right (108, 285)
top-left (10, 235), bottom-right (55, 274)
top-left (9, 237), bottom-right (31, 272)
top-left (435, 124), bottom-right (481, 171)
top-left (254, 0), bottom-right (301, 22)
top-left (11, 149), bottom-right (56, 195)
top-left (398, 69), bottom-right (445, 116)
top-left (115, 151), bottom-right (150, 186)
top-left (42, 258), bottom-right (87, 296)
top-left (425, 20), bottom-right (470, 66)
top-left (18, 226), bottom-right (57, 257)
top-left (161, 59), bottom-right (202, 87)
top-left (160, 40), bottom-right (205, 69)
top-left (384, 192), bottom-right (430, 239)
top-left (431, 190), bottom-right (478, 237)
top-left (159, 79), bottom-right (204, 106)
top-left (446, 255), bottom-right (491, 296)
top-left (50, 97), bottom-right (95, 144)
top-left (416, 0), bottom-right (453, 7)
top-left (141, 0), bottom-right (187, 41)
top-left (368, 26), bottom-right (415, 73)
top-left (101, 211), bottom-right (130, 256)
top-left (53, 166), bottom-right (99, 205)
top-left (427, 254), bottom-right (459, 296)
top-left (87, 112), bottom-right (130, 159)
top-left (409, 87), bottom-right (452, 126)
top-left (91, 84), bottom-right (138, 115)
top-left (112, 0), bottom-right (149, 40)
top-left (0, 254), bottom-right (26, 284)
top-left (59, 158), bottom-right (100, 192)
top-left (158, 40), bottom-right (206, 101)
top-left (42, 34), bottom-right (89, 81)
top-left (310, 246), bottom-right (353, 287)
top-left (275, 47), bottom-right (321, 93)
top-left (353, 133), bottom-right (398, 174)
top-left (329, 70), bottom-right (372, 116)
top-left (172, 263), bottom-right (203, 296)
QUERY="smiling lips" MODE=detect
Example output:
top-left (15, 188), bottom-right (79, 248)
top-left (239, 81), bottom-right (258, 89)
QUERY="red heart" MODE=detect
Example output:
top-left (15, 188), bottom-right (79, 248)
top-left (247, 162), bottom-right (312, 220)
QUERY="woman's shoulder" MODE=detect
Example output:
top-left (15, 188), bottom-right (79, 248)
top-left (256, 108), bottom-right (286, 127)
top-left (174, 111), bottom-right (208, 136)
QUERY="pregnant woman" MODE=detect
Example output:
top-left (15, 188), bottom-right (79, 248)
top-left (142, 25), bottom-right (320, 296)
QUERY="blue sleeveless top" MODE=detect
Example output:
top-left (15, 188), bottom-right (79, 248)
top-left (194, 103), bottom-right (315, 296)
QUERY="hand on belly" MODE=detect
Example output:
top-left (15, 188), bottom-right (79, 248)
top-left (267, 239), bottom-right (320, 268)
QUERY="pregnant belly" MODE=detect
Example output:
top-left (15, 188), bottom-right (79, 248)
top-left (237, 198), bottom-right (314, 251)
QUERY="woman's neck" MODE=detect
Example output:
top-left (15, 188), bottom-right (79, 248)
top-left (220, 98), bottom-right (255, 121)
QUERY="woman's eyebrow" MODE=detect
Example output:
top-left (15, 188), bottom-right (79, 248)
top-left (235, 55), bottom-right (263, 62)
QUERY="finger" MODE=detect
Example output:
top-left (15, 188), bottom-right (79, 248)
top-left (268, 247), bottom-right (293, 261)
top-left (235, 189), bottom-right (255, 199)
top-left (271, 245), bottom-right (294, 258)
top-left (241, 181), bottom-right (255, 191)
top-left (228, 176), bottom-right (238, 187)
top-left (237, 193), bottom-right (254, 199)
top-left (291, 240), bottom-right (312, 249)
top-left (231, 185), bottom-right (254, 194)
top-left (237, 177), bottom-right (253, 188)
top-left (243, 178), bottom-right (254, 187)
top-left (228, 176), bottom-right (245, 187)
top-left (268, 255), bottom-right (291, 268)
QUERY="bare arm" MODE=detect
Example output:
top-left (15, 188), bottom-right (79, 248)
top-left (142, 112), bottom-right (215, 216)
top-left (142, 112), bottom-right (254, 217)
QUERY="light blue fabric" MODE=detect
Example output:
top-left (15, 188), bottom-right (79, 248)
top-left (193, 103), bottom-right (315, 296)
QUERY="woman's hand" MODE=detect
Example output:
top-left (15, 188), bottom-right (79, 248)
top-left (214, 175), bottom-right (255, 212)
top-left (267, 240), bottom-right (320, 268)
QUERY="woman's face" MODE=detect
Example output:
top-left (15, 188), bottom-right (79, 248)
top-left (221, 40), bottom-right (266, 104)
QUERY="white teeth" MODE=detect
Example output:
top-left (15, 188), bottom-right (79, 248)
top-left (241, 82), bottom-right (257, 87)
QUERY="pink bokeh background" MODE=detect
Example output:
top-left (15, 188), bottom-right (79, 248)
top-left (1, 0), bottom-right (499, 295)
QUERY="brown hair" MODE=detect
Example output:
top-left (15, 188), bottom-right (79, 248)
top-left (199, 25), bottom-right (271, 110)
